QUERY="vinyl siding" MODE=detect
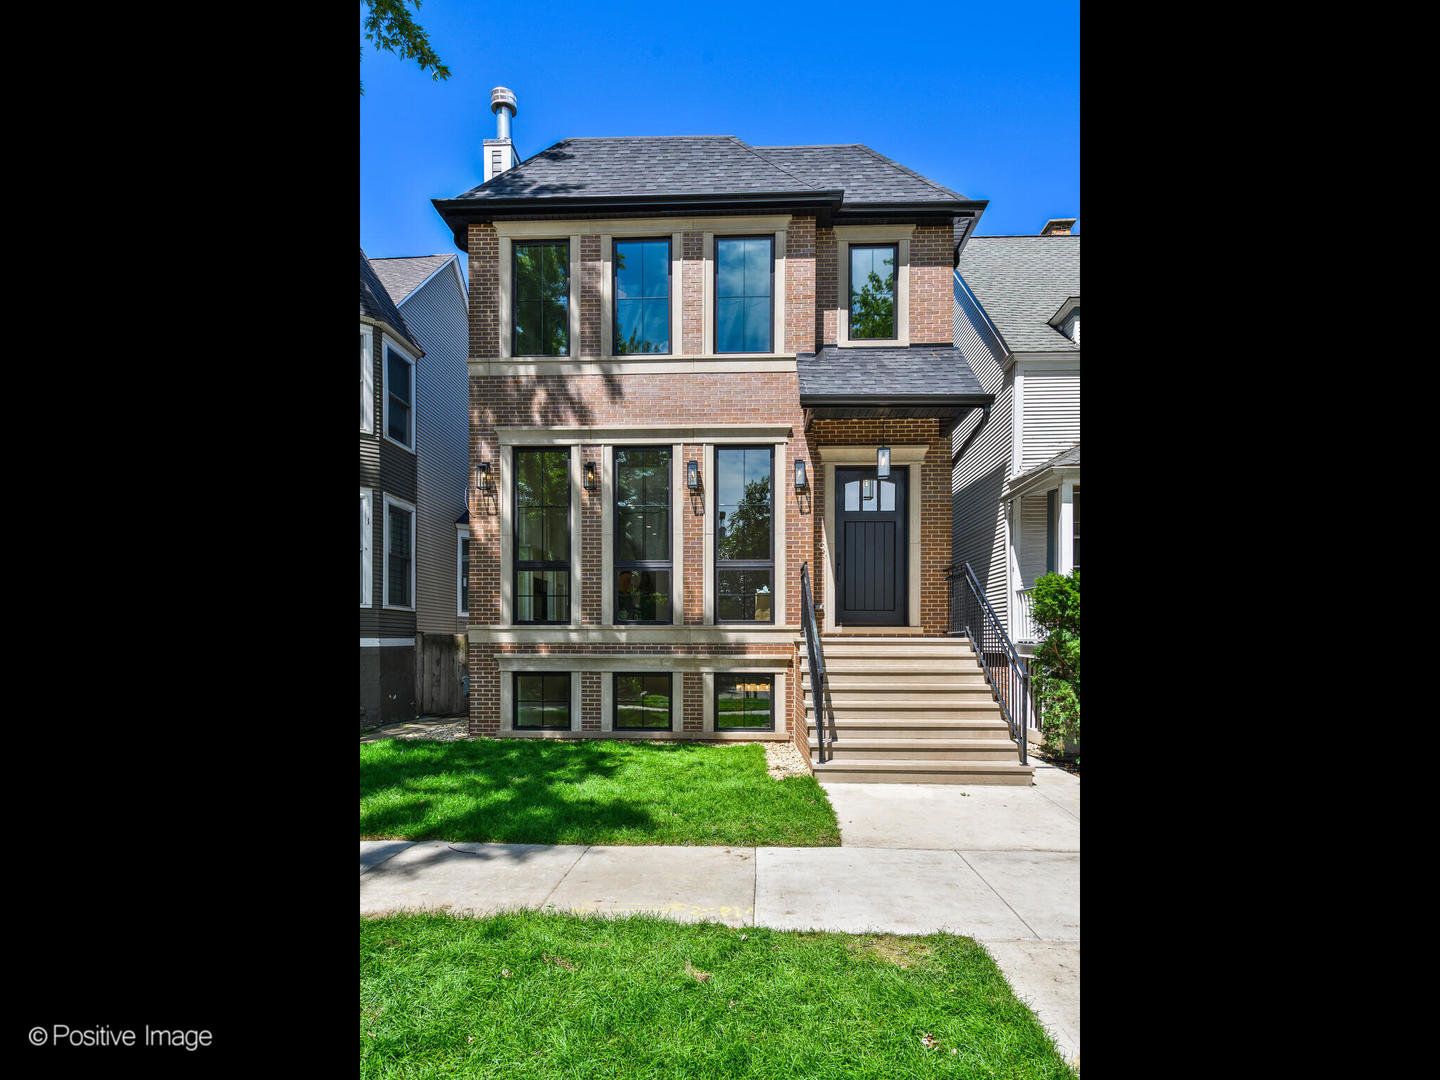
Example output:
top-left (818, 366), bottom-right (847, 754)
top-left (361, 327), bottom-right (418, 639)
top-left (1017, 365), bottom-right (1079, 471)
top-left (398, 263), bottom-right (470, 634)
top-left (951, 273), bottom-right (1011, 629)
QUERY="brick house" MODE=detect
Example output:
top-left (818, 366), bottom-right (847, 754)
top-left (430, 88), bottom-right (1034, 782)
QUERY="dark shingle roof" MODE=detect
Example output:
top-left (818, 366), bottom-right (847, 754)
top-left (369, 254), bottom-right (457, 307)
top-left (751, 144), bottom-right (966, 203)
top-left (447, 137), bottom-right (968, 207)
top-left (360, 249), bottom-right (421, 354)
top-left (956, 236), bottom-right (1079, 353)
top-left (455, 136), bottom-right (822, 200)
top-left (799, 345), bottom-right (988, 401)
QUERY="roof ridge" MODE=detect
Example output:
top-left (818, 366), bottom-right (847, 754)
top-left (734, 138), bottom-right (819, 191)
top-left (852, 143), bottom-right (962, 200)
top-left (369, 253), bottom-right (453, 262)
top-left (750, 143), bottom-right (863, 149)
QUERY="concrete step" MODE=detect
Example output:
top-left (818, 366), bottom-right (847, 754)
top-left (800, 657), bottom-right (984, 674)
top-left (805, 685), bottom-right (1000, 702)
top-left (811, 759), bottom-right (1035, 785)
top-left (807, 737), bottom-right (1020, 761)
top-left (808, 717), bottom-right (1013, 739)
top-left (807, 699), bottom-right (1004, 721)
top-left (806, 673), bottom-right (991, 690)
top-left (813, 641), bottom-right (975, 658)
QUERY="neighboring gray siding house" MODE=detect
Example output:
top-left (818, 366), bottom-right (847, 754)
top-left (950, 220), bottom-right (1079, 654)
top-left (369, 254), bottom-right (471, 717)
top-left (361, 249), bottom-right (423, 728)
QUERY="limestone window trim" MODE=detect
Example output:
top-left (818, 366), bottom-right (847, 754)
top-left (834, 224), bottom-right (915, 348)
top-left (496, 233), bottom-right (581, 360)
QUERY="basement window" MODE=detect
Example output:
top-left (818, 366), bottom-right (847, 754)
top-left (715, 674), bottom-right (774, 731)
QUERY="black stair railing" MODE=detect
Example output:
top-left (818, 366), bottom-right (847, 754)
top-left (945, 561), bottom-right (1028, 766)
top-left (800, 561), bottom-right (828, 763)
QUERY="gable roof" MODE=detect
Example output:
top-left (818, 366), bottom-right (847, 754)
top-left (359, 249), bottom-right (421, 355)
top-left (955, 235), bottom-right (1079, 353)
top-left (369, 254), bottom-right (459, 307)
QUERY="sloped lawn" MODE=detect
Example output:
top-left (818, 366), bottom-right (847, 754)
top-left (360, 910), bottom-right (1077, 1079)
top-left (360, 739), bottom-right (840, 846)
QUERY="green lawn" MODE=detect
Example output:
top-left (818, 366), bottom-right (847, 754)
top-left (360, 739), bottom-right (841, 846)
top-left (360, 911), bottom-right (1077, 1080)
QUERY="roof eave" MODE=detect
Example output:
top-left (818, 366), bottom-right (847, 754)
top-left (799, 392), bottom-right (993, 408)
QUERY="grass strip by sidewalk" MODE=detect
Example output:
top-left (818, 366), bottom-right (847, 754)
top-left (360, 739), bottom-right (841, 846)
top-left (360, 910), bottom-right (1076, 1080)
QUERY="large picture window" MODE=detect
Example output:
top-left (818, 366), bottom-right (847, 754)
top-left (615, 447), bottom-right (672, 623)
top-left (513, 240), bottom-right (570, 356)
top-left (715, 446), bottom-right (774, 622)
top-left (715, 674), bottom-right (774, 731)
top-left (514, 673), bottom-right (571, 730)
top-left (715, 236), bottom-right (773, 353)
top-left (514, 448), bottom-right (570, 623)
top-left (614, 673), bottom-right (672, 730)
top-left (849, 244), bottom-right (897, 340)
top-left (614, 238), bottom-right (670, 354)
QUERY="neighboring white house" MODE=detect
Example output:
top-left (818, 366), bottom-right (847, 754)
top-left (950, 219), bottom-right (1079, 653)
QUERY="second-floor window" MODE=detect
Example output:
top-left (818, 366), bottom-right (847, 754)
top-left (715, 236), bottom-right (773, 353)
top-left (360, 327), bottom-right (373, 432)
top-left (849, 244), bottom-right (897, 340)
top-left (715, 446), bottom-right (774, 622)
top-left (514, 240), bottom-right (569, 356)
top-left (615, 447), bottom-right (671, 623)
top-left (384, 343), bottom-right (414, 448)
top-left (514, 448), bottom-right (570, 623)
top-left (614, 238), bottom-right (670, 354)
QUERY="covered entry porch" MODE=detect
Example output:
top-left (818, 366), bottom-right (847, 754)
top-left (1003, 443), bottom-right (1079, 646)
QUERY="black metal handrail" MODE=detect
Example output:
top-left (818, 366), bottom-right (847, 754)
top-left (799, 561), bottom-right (828, 763)
top-left (944, 561), bottom-right (1028, 765)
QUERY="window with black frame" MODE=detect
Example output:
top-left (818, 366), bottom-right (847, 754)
top-left (614, 673), bottom-right (672, 730)
top-left (715, 446), bottom-right (773, 622)
top-left (514, 673), bottom-right (571, 730)
top-left (615, 447), bottom-right (672, 623)
top-left (514, 448), bottom-right (570, 623)
top-left (849, 244), bottom-right (897, 340)
top-left (614, 238), bottom-right (670, 354)
top-left (715, 674), bottom-right (773, 731)
top-left (715, 236), bottom-right (773, 353)
top-left (386, 346), bottom-right (413, 446)
top-left (513, 240), bottom-right (569, 356)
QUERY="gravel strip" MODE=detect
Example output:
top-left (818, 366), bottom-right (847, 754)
top-left (763, 739), bottom-right (812, 779)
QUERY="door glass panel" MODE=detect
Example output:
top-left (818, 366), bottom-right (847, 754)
top-left (879, 479), bottom-right (895, 512)
top-left (844, 480), bottom-right (859, 511)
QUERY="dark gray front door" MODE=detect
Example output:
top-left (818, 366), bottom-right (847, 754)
top-left (835, 466), bottom-right (908, 625)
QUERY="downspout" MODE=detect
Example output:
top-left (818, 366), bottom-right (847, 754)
top-left (951, 405), bottom-right (990, 466)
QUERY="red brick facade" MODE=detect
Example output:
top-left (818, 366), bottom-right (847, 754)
top-left (465, 213), bottom-right (958, 746)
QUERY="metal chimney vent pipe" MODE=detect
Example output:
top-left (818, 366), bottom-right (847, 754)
top-left (491, 87), bottom-right (517, 140)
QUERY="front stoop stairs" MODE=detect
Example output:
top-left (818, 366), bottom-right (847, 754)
top-left (802, 636), bottom-right (1035, 784)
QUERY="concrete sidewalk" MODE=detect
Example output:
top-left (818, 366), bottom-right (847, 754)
top-left (359, 761), bottom-right (1078, 1064)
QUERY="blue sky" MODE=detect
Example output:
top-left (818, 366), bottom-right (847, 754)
top-left (360, 0), bottom-right (1079, 280)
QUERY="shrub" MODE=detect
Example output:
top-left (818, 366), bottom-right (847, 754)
top-left (1028, 570), bottom-right (1079, 760)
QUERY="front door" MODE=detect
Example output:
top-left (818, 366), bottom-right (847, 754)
top-left (835, 466), bottom-right (908, 625)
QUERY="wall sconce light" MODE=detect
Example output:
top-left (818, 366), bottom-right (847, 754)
top-left (686, 459), bottom-right (700, 491)
top-left (794, 459), bottom-right (807, 491)
top-left (876, 446), bottom-right (891, 479)
top-left (475, 461), bottom-right (493, 493)
top-left (583, 460), bottom-right (598, 492)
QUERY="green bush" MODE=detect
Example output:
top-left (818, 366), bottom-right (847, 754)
top-left (1028, 570), bottom-right (1079, 760)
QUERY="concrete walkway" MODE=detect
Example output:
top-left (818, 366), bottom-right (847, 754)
top-left (360, 761), bottom-right (1079, 1066)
